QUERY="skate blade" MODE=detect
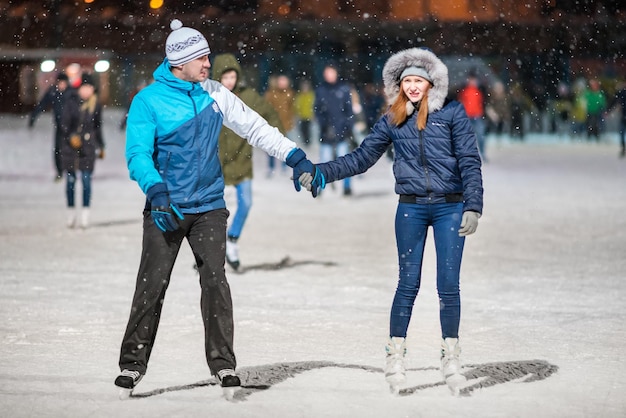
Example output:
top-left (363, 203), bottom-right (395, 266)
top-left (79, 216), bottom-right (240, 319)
top-left (445, 374), bottom-right (467, 397)
top-left (385, 373), bottom-right (405, 396)
top-left (118, 388), bottom-right (133, 400)
top-left (385, 372), bottom-right (406, 386)
top-left (222, 386), bottom-right (240, 401)
top-left (388, 384), bottom-right (401, 396)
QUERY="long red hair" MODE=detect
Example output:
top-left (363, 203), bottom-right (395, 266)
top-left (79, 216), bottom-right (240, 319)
top-left (387, 89), bottom-right (429, 131)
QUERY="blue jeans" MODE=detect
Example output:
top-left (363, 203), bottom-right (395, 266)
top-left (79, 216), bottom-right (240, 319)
top-left (227, 179), bottom-right (252, 239)
top-left (320, 141), bottom-right (351, 190)
top-left (66, 170), bottom-right (92, 207)
top-left (390, 202), bottom-right (465, 339)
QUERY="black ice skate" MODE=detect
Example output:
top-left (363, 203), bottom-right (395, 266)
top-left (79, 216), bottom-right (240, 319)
top-left (115, 369), bottom-right (143, 400)
top-left (216, 368), bottom-right (241, 400)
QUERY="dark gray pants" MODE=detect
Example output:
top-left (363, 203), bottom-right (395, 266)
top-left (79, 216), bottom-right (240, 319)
top-left (118, 208), bottom-right (236, 376)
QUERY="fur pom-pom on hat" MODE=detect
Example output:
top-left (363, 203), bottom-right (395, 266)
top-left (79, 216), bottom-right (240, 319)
top-left (165, 19), bottom-right (211, 66)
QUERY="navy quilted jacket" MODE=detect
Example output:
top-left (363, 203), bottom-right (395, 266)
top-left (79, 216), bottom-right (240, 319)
top-left (317, 47), bottom-right (483, 214)
top-left (317, 99), bottom-right (483, 214)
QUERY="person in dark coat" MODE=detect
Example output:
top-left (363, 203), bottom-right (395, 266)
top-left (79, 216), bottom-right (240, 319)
top-left (28, 72), bottom-right (77, 181)
top-left (314, 63), bottom-right (355, 195)
top-left (607, 80), bottom-right (626, 158)
top-left (59, 73), bottom-right (105, 229)
top-left (296, 47), bottom-right (483, 394)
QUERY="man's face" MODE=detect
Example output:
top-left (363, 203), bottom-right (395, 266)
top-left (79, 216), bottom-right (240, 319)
top-left (323, 67), bottom-right (338, 84)
top-left (276, 75), bottom-right (290, 90)
top-left (179, 55), bottom-right (211, 82)
top-left (220, 70), bottom-right (237, 91)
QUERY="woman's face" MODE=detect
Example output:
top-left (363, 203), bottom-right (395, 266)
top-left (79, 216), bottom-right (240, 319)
top-left (402, 75), bottom-right (431, 103)
top-left (220, 70), bottom-right (238, 91)
top-left (78, 84), bottom-right (95, 100)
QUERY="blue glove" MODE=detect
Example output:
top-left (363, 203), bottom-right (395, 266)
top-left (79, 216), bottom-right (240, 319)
top-left (146, 183), bottom-right (184, 232)
top-left (298, 166), bottom-right (326, 198)
top-left (285, 148), bottom-right (314, 192)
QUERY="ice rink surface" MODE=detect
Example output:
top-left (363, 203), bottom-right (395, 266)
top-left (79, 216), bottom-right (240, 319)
top-left (1, 110), bottom-right (625, 417)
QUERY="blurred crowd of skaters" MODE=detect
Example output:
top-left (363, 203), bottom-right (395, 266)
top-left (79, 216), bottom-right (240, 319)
top-left (31, 61), bottom-right (626, 193)
top-left (251, 68), bottom-right (626, 163)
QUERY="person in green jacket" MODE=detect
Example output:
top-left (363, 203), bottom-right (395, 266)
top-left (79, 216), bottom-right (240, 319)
top-left (294, 79), bottom-right (315, 147)
top-left (212, 53), bottom-right (284, 271)
top-left (583, 78), bottom-right (607, 141)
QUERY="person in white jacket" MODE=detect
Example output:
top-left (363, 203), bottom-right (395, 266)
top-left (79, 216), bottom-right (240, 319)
top-left (116, 19), bottom-right (315, 400)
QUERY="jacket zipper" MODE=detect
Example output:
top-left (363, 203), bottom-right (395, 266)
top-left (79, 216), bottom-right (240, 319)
top-left (188, 90), bottom-right (201, 197)
top-left (418, 129), bottom-right (433, 196)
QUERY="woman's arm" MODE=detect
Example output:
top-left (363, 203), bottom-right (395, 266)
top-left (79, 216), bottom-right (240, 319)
top-left (450, 104), bottom-right (484, 214)
top-left (317, 117), bottom-right (392, 183)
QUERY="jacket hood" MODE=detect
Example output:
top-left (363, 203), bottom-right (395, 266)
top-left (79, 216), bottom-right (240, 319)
top-left (211, 53), bottom-right (242, 82)
top-left (382, 48), bottom-right (448, 113)
top-left (153, 58), bottom-right (196, 92)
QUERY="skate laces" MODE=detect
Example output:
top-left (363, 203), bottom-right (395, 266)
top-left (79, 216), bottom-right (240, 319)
top-left (385, 337), bottom-right (407, 373)
top-left (120, 369), bottom-right (142, 382)
top-left (440, 338), bottom-right (462, 376)
top-left (441, 338), bottom-right (461, 358)
top-left (386, 337), bottom-right (407, 356)
top-left (217, 368), bottom-right (237, 382)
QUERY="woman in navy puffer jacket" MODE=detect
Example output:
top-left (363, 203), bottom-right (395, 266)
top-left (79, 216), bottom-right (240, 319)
top-left (299, 48), bottom-right (483, 393)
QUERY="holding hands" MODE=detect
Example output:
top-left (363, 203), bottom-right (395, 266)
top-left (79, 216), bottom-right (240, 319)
top-left (285, 148), bottom-right (326, 198)
top-left (298, 170), bottom-right (325, 197)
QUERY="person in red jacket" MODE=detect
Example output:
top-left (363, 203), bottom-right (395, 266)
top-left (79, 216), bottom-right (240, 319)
top-left (457, 72), bottom-right (487, 162)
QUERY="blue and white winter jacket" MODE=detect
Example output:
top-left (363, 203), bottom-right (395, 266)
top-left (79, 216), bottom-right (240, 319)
top-left (317, 48), bottom-right (483, 214)
top-left (126, 58), bottom-right (296, 214)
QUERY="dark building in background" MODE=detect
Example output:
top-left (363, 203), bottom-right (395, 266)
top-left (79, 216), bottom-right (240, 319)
top-left (0, 0), bottom-right (624, 113)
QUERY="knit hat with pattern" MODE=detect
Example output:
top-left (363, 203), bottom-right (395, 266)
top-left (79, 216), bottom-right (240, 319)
top-left (165, 19), bottom-right (211, 66)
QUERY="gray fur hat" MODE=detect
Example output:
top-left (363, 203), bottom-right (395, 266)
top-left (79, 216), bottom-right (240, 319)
top-left (382, 48), bottom-right (448, 114)
top-left (400, 66), bottom-right (433, 83)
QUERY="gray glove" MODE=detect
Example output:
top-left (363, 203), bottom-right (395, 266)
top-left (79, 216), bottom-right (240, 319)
top-left (458, 211), bottom-right (480, 236)
top-left (299, 172), bottom-right (314, 191)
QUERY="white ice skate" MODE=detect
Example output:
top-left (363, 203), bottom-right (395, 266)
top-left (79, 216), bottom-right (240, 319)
top-left (114, 369), bottom-right (143, 400)
top-left (217, 368), bottom-right (241, 401)
top-left (384, 336), bottom-right (407, 395)
top-left (441, 337), bottom-right (466, 396)
top-left (66, 208), bottom-right (77, 229)
top-left (80, 208), bottom-right (90, 229)
top-left (225, 238), bottom-right (240, 271)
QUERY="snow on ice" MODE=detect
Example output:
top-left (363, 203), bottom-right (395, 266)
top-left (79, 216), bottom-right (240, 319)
top-left (0, 110), bottom-right (625, 417)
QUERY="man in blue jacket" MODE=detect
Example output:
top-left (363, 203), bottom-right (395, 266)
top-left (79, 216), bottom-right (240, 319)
top-left (116, 19), bottom-right (314, 400)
